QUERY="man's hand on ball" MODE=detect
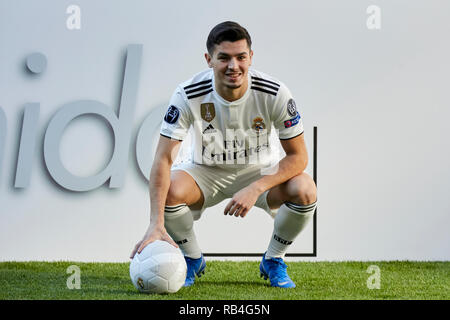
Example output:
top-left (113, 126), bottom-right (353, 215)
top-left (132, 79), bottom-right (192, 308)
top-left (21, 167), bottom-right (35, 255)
top-left (130, 224), bottom-right (178, 259)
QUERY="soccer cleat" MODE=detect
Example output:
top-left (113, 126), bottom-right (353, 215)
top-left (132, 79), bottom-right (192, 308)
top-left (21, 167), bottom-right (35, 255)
top-left (259, 253), bottom-right (296, 288)
top-left (183, 254), bottom-right (206, 287)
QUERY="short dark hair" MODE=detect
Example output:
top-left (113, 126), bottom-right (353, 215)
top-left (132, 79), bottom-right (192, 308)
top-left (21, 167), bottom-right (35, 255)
top-left (206, 21), bottom-right (252, 55)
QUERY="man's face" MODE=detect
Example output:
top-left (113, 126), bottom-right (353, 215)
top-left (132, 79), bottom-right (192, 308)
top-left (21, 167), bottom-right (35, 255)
top-left (205, 39), bottom-right (253, 90)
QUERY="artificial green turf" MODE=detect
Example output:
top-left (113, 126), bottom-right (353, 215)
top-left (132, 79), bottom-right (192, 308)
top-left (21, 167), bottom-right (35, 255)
top-left (0, 261), bottom-right (448, 300)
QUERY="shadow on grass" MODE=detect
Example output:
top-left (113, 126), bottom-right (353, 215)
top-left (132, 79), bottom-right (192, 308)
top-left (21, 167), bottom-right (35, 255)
top-left (196, 280), bottom-right (269, 287)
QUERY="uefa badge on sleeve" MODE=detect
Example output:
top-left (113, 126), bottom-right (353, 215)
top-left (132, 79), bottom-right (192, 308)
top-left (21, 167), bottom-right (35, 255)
top-left (164, 105), bottom-right (180, 124)
top-left (287, 99), bottom-right (298, 117)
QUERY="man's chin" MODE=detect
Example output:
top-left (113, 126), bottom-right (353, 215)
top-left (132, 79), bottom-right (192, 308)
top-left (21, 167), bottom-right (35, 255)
top-left (224, 78), bottom-right (244, 89)
top-left (226, 83), bottom-right (242, 89)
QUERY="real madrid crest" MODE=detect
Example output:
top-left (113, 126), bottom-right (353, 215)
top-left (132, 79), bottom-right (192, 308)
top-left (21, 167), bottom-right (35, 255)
top-left (252, 117), bottom-right (266, 133)
top-left (201, 103), bottom-right (215, 122)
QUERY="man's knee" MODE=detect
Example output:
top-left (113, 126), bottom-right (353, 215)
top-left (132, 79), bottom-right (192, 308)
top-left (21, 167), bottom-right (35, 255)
top-left (165, 170), bottom-right (204, 209)
top-left (165, 184), bottom-right (187, 206)
top-left (286, 173), bottom-right (317, 205)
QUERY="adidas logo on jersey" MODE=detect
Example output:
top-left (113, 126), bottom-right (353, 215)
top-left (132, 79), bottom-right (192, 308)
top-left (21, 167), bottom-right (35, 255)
top-left (202, 123), bottom-right (217, 134)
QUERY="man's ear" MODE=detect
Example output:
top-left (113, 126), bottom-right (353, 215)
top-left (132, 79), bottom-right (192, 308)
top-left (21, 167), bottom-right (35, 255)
top-left (205, 53), bottom-right (212, 68)
top-left (249, 50), bottom-right (254, 66)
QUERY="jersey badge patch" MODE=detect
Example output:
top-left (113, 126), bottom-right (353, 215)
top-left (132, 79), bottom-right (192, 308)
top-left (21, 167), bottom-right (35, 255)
top-left (252, 117), bottom-right (266, 133)
top-left (164, 105), bottom-right (180, 124)
top-left (284, 113), bottom-right (301, 128)
top-left (201, 103), bottom-right (215, 122)
top-left (287, 99), bottom-right (298, 117)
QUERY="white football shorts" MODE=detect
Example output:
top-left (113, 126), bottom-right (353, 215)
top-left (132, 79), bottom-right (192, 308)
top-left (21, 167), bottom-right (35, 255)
top-left (171, 162), bottom-right (279, 220)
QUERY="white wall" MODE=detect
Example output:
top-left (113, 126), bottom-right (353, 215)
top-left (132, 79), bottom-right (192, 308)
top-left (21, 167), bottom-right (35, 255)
top-left (0, 0), bottom-right (449, 261)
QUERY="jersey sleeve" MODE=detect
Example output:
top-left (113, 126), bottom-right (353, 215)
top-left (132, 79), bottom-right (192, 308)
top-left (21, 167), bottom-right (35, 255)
top-left (272, 83), bottom-right (304, 140)
top-left (160, 87), bottom-right (192, 141)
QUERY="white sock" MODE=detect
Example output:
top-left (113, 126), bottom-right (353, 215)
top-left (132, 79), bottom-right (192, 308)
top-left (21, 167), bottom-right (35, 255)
top-left (164, 204), bottom-right (202, 259)
top-left (266, 201), bottom-right (317, 259)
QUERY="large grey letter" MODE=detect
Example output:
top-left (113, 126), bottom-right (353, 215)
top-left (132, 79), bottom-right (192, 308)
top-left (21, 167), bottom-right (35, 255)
top-left (15, 103), bottom-right (40, 188)
top-left (111, 44), bottom-right (143, 187)
top-left (44, 44), bottom-right (143, 191)
top-left (136, 105), bottom-right (166, 181)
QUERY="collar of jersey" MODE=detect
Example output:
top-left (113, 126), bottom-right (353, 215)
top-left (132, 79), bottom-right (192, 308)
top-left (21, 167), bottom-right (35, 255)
top-left (211, 70), bottom-right (252, 106)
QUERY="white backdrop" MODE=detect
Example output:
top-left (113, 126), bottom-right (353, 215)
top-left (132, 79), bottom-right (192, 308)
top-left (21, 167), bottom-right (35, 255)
top-left (0, 0), bottom-right (449, 262)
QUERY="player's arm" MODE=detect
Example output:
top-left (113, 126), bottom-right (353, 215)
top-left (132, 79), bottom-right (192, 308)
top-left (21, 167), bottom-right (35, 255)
top-left (131, 86), bottom-right (192, 257)
top-left (130, 135), bottom-right (182, 258)
top-left (223, 133), bottom-right (307, 217)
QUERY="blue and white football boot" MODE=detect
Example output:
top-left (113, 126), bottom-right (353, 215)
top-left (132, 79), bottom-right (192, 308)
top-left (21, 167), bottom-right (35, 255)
top-left (260, 253), bottom-right (296, 288)
top-left (184, 254), bottom-right (206, 287)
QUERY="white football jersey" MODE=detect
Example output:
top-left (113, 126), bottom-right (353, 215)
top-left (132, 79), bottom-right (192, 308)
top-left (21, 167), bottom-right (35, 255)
top-left (160, 69), bottom-right (304, 169)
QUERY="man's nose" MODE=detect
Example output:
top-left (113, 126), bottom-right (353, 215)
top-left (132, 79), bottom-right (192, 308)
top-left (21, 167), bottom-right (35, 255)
top-left (228, 58), bottom-right (238, 70)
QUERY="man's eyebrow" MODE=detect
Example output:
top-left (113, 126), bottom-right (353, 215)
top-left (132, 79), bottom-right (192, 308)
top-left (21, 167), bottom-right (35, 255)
top-left (217, 52), bottom-right (248, 57)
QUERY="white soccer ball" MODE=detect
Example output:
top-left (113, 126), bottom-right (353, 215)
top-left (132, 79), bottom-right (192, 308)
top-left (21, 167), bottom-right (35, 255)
top-left (130, 240), bottom-right (187, 294)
